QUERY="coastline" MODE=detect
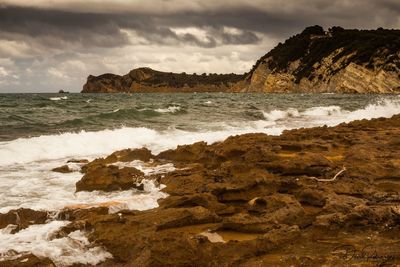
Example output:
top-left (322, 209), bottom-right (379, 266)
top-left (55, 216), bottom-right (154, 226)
top-left (2, 114), bottom-right (400, 266)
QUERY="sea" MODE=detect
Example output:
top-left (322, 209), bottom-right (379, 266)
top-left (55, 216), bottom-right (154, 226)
top-left (0, 92), bottom-right (399, 265)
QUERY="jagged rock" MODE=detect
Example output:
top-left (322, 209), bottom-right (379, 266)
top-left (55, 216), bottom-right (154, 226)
top-left (76, 164), bottom-right (145, 192)
top-left (0, 208), bottom-right (48, 233)
top-left (241, 26), bottom-right (400, 93)
top-left (0, 253), bottom-right (55, 267)
top-left (296, 189), bottom-right (327, 207)
top-left (51, 165), bottom-right (73, 173)
top-left (67, 159), bottom-right (89, 164)
top-left (106, 147), bottom-right (154, 163)
top-left (26, 114), bottom-right (400, 266)
top-left (82, 68), bottom-right (243, 93)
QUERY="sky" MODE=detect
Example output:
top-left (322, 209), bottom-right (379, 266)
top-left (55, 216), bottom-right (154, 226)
top-left (0, 0), bottom-right (399, 92)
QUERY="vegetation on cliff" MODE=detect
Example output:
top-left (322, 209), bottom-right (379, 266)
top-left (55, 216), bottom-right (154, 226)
top-left (248, 25), bottom-right (400, 83)
top-left (129, 68), bottom-right (244, 88)
top-left (82, 68), bottom-right (244, 93)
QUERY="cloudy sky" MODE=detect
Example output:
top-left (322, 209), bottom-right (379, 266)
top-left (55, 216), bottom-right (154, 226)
top-left (0, 0), bottom-right (399, 92)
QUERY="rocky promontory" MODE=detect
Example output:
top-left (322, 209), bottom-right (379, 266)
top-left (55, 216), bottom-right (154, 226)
top-left (3, 114), bottom-right (400, 266)
top-left (82, 68), bottom-right (243, 93)
top-left (241, 26), bottom-right (400, 93)
top-left (82, 26), bottom-right (400, 94)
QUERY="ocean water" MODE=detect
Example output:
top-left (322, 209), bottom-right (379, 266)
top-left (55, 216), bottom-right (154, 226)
top-left (0, 93), bottom-right (400, 265)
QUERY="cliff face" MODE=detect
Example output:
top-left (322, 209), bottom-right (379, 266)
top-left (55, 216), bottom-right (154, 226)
top-left (240, 26), bottom-right (400, 93)
top-left (82, 68), bottom-right (243, 93)
top-left (82, 26), bottom-right (400, 93)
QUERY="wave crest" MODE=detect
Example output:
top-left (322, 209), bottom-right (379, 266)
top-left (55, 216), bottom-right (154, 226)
top-left (0, 98), bottom-right (399, 166)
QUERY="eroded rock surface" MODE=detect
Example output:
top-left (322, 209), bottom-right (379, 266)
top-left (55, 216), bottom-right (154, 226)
top-left (60, 115), bottom-right (400, 266)
top-left (4, 115), bottom-right (400, 266)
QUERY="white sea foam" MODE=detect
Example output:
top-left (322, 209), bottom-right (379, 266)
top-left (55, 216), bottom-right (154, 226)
top-left (49, 96), bottom-right (68, 101)
top-left (155, 105), bottom-right (181, 113)
top-left (113, 160), bottom-right (176, 176)
top-left (262, 108), bottom-right (300, 121)
top-left (262, 98), bottom-right (400, 127)
top-left (0, 159), bottom-right (167, 214)
top-left (0, 220), bottom-right (112, 266)
top-left (0, 126), bottom-right (274, 166)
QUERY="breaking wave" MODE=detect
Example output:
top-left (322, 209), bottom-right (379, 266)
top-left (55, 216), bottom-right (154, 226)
top-left (49, 96), bottom-right (68, 101)
top-left (0, 98), bottom-right (399, 166)
top-left (154, 105), bottom-right (181, 113)
top-left (262, 98), bottom-right (400, 125)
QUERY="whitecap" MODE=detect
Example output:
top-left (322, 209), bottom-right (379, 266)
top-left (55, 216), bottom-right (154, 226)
top-left (49, 96), bottom-right (68, 101)
top-left (0, 220), bottom-right (112, 266)
top-left (155, 105), bottom-right (181, 113)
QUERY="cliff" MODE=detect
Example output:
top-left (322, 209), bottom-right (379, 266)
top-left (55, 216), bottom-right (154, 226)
top-left (240, 26), bottom-right (400, 93)
top-left (82, 68), bottom-right (243, 93)
top-left (82, 26), bottom-right (400, 93)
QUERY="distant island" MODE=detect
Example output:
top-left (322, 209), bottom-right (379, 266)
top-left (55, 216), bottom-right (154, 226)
top-left (82, 26), bottom-right (400, 94)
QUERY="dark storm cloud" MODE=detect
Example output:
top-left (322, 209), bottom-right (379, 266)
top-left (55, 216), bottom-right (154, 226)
top-left (0, 0), bottom-right (399, 93)
top-left (0, 6), bottom-right (130, 48)
top-left (0, 5), bottom-right (262, 49)
top-left (1, 0), bottom-right (399, 51)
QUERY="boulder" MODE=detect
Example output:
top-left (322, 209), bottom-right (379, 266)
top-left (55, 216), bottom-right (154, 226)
top-left (76, 165), bottom-right (145, 192)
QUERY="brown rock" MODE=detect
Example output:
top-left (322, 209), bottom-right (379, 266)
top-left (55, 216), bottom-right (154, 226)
top-left (51, 165), bottom-right (73, 173)
top-left (76, 164), bottom-right (145, 192)
top-left (106, 147), bottom-right (154, 163)
top-left (0, 253), bottom-right (55, 267)
top-left (0, 208), bottom-right (48, 233)
top-left (22, 114), bottom-right (399, 266)
top-left (67, 159), bottom-right (89, 164)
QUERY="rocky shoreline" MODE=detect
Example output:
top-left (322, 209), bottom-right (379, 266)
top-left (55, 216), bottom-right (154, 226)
top-left (82, 26), bottom-right (400, 94)
top-left (2, 115), bottom-right (400, 266)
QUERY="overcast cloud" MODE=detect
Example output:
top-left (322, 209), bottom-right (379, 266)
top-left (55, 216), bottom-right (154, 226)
top-left (0, 0), bottom-right (399, 92)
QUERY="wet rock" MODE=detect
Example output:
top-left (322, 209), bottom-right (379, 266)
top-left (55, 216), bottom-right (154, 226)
top-left (51, 165), bottom-right (73, 173)
top-left (157, 141), bottom-right (211, 166)
top-left (264, 153), bottom-right (333, 176)
top-left (296, 189), bottom-right (327, 207)
top-left (159, 193), bottom-right (227, 212)
top-left (67, 159), bottom-right (89, 164)
top-left (106, 147), bottom-right (154, 163)
top-left (0, 253), bottom-right (55, 267)
top-left (222, 213), bottom-right (275, 233)
top-left (0, 209), bottom-right (48, 233)
top-left (76, 164), bottom-right (145, 192)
